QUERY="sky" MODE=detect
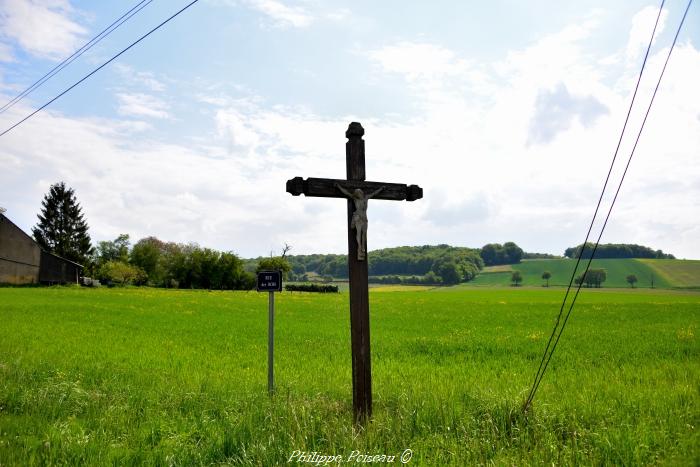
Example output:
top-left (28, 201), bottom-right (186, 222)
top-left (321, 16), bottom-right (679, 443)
top-left (0, 0), bottom-right (698, 259)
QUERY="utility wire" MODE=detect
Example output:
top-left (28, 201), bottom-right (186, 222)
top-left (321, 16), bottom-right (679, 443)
top-left (524, 0), bottom-right (666, 411)
top-left (524, 0), bottom-right (667, 412)
top-left (523, 0), bottom-right (693, 413)
top-left (0, 0), bottom-right (200, 138)
top-left (0, 0), bottom-right (153, 115)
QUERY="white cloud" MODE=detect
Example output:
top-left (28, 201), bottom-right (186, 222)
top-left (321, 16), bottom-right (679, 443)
top-left (0, 0), bottom-right (87, 60)
top-left (0, 42), bottom-right (14, 62)
top-left (116, 93), bottom-right (170, 119)
top-left (113, 64), bottom-right (166, 92)
top-left (360, 15), bottom-right (700, 258)
top-left (0, 105), bottom-right (280, 254)
top-left (626, 5), bottom-right (668, 62)
top-left (528, 83), bottom-right (609, 145)
top-left (368, 42), bottom-right (471, 80)
top-left (246, 0), bottom-right (313, 28)
top-left (1, 8), bottom-right (698, 259)
top-left (326, 8), bottom-right (350, 22)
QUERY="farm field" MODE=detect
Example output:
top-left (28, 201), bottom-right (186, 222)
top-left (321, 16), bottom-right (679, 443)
top-left (471, 258), bottom-right (700, 289)
top-left (0, 286), bottom-right (698, 465)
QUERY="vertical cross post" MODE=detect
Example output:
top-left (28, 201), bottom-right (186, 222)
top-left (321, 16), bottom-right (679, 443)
top-left (345, 122), bottom-right (372, 421)
top-left (268, 290), bottom-right (275, 395)
top-left (285, 121), bottom-right (422, 423)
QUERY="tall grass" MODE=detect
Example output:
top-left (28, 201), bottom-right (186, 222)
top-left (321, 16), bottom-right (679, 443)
top-left (0, 287), bottom-right (698, 465)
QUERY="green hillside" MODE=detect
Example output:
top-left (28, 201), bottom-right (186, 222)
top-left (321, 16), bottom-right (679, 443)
top-left (470, 258), bottom-right (700, 289)
top-left (638, 259), bottom-right (700, 288)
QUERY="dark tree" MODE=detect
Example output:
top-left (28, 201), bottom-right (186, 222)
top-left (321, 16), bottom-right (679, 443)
top-left (32, 182), bottom-right (93, 265)
top-left (511, 270), bottom-right (523, 286)
top-left (503, 242), bottom-right (524, 263)
top-left (480, 243), bottom-right (499, 266)
top-left (94, 234), bottom-right (130, 264)
top-left (436, 260), bottom-right (461, 285)
top-left (578, 268), bottom-right (607, 288)
top-left (130, 236), bottom-right (166, 284)
top-left (542, 271), bottom-right (551, 287)
top-left (480, 242), bottom-right (523, 266)
top-left (590, 268), bottom-right (607, 288)
top-left (626, 274), bottom-right (638, 288)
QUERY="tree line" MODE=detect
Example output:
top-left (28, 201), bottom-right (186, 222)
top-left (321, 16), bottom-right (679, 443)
top-left (28, 182), bottom-right (676, 289)
top-left (92, 235), bottom-right (255, 289)
top-left (515, 270), bottom-right (643, 288)
top-left (564, 243), bottom-right (674, 260)
top-left (271, 245), bottom-right (485, 285)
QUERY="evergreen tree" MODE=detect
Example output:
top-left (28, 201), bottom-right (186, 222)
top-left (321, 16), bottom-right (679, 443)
top-left (32, 182), bottom-right (93, 265)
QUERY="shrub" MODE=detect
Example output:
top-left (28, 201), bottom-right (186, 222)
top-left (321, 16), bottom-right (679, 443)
top-left (511, 271), bottom-right (523, 286)
top-left (285, 283), bottom-right (339, 293)
top-left (97, 261), bottom-right (147, 286)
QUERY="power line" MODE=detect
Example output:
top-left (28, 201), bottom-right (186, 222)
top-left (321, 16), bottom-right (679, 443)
top-left (0, 0), bottom-right (154, 115)
top-left (523, 0), bottom-right (694, 413)
top-left (523, 0), bottom-right (667, 412)
top-left (0, 0), bottom-right (200, 138)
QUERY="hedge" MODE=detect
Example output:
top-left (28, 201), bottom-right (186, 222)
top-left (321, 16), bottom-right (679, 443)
top-left (285, 283), bottom-right (339, 293)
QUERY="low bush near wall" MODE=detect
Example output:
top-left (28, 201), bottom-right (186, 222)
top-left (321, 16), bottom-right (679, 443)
top-left (285, 283), bottom-right (339, 293)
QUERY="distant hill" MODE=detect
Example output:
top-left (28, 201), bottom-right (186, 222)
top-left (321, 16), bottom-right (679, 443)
top-left (564, 243), bottom-right (675, 260)
top-left (470, 258), bottom-right (700, 289)
top-left (247, 245), bottom-right (484, 284)
top-left (295, 245), bottom-right (484, 284)
top-left (244, 243), bottom-right (692, 289)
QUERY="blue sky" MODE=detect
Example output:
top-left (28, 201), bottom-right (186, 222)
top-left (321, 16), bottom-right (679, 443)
top-left (1, 0), bottom-right (698, 259)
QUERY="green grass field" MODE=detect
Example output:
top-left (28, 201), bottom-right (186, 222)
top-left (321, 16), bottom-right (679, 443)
top-left (471, 258), bottom-right (700, 289)
top-left (1, 286), bottom-right (698, 465)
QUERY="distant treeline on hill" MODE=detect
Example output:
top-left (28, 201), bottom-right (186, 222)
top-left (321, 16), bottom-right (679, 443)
top-left (280, 245), bottom-right (485, 285)
top-left (85, 234), bottom-right (676, 290)
top-left (275, 242), bottom-right (551, 284)
top-left (564, 243), bottom-right (675, 260)
top-left (275, 241), bottom-right (675, 285)
top-left (281, 242), bottom-right (535, 282)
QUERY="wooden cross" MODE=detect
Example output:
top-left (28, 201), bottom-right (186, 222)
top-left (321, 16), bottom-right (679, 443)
top-left (286, 121), bottom-right (423, 421)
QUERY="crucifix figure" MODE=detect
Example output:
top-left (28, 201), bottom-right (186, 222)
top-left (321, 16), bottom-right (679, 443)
top-left (334, 183), bottom-right (384, 260)
top-left (286, 122), bottom-right (422, 421)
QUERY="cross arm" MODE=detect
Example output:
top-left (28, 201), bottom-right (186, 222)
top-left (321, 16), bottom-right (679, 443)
top-left (286, 177), bottom-right (423, 201)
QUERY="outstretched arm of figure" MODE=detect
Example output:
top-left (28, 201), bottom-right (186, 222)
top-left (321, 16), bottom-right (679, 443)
top-left (334, 182), bottom-right (353, 198)
top-left (367, 186), bottom-right (385, 199)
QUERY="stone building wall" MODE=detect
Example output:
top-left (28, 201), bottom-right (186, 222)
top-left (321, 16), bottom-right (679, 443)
top-left (0, 214), bottom-right (41, 284)
top-left (0, 213), bottom-right (82, 285)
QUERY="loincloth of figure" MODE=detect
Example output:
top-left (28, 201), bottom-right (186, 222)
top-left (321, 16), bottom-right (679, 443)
top-left (351, 211), bottom-right (368, 230)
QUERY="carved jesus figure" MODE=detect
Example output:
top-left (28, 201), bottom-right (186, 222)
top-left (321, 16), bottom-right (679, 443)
top-left (335, 183), bottom-right (384, 260)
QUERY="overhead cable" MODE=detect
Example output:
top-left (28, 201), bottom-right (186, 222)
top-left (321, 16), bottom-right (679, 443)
top-left (0, 0), bottom-right (200, 138)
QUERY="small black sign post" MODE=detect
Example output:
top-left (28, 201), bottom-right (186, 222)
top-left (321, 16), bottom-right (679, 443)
top-left (257, 271), bottom-right (282, 394)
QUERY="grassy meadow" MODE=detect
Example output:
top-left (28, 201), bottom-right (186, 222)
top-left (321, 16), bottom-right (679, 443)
top-left (471, 258), bottom-right (700, 289)
top-left (0, 286), bottom-right (698, 465)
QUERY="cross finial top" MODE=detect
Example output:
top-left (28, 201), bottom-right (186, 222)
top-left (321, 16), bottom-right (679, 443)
top-left (346, 122), bottom-right (364, 139)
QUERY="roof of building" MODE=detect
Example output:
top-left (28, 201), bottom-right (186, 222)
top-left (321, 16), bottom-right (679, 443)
top-left (1, 213), bottom-right (84, 268)
top-left (0, 212), bottom-right (37, 245)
